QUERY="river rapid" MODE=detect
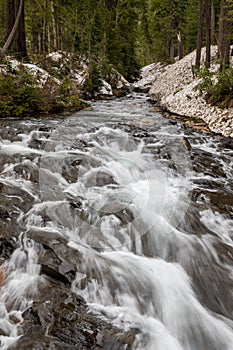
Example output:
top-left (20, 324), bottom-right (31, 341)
top-left (0, 93), bottom-right (233, 349)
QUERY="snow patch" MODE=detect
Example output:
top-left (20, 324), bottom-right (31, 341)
top-left (147, 46), bottom-right (233, 137)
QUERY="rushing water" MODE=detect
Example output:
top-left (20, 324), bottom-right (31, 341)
top-left (0, 93), bottom-right (233, 349)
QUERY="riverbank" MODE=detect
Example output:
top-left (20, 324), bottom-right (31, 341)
top-left (0, 53), bottom-right (130, 118)
top-left (135, 47), bottom-right (233, 138)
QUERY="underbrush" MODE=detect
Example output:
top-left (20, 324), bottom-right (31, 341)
top-left (0, 64), bottom-right (87, 118)
top-left (197, 66), bottom-right (233, 109)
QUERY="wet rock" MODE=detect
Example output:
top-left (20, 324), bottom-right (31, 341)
top-left (186, 239), bottom-right (233, 320)
top-left (182, 137), bottom-right (192, 151)
top-left (38, 246), bottom-right (76, 285)
top-left (13, 162), bottom-right (39, 183)
top-left (220, 137), bottom-right (233, 149)
top-left (11, 285), bottom-right (134, 350)
top-left (84, 170), bottom-right (117, 187)
top-left (0, 266), bottom-right (5, 286)
top-left (191, 149), bottom-right (226, 178)
top-left (40, 265), bottom-right (71, 286)
top-left (0, 194), bottom-right (23, 239)
top-left (0, 238), bottom-right (15, 260)
top-left (27, 226), bottom-right (68, 245)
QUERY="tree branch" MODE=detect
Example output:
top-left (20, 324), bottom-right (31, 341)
top-left (0, 0), bottom-right (24, 59)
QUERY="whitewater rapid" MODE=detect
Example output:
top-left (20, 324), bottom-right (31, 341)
top-left (0, 93), bottom-right (232, 349)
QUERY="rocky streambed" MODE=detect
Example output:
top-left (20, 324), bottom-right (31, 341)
top-left (0, 93), bottom-right (233, 350)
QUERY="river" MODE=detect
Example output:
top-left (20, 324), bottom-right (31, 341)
top-left (0, 93), bottom-right (233, 349)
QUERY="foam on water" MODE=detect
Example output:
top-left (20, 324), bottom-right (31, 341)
top-left (0, 93), bottom-right (232, 349)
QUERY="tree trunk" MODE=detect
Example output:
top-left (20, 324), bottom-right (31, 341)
top-left (51, 0), bottom-right (58, 50)
top-left (5, 0), bottom-right (15, 45)
top-left (206, 0), bottom-right (211, 66)
top-left (168, 37), bottom-right (174, 63)
top-left (218, 0), bottom-right (231, 67)
top-left (15, 0), bottom-right (27, 58)
top-left (1, 0), bottom-right (27, 59)
top-left (211, 1), bottom-right (216, 44)
top-left (177, 31), bottom-right (183, 60)
top-left (105, 0), bottom-right (114, 11)
top-left (42, 0), bottom-right (48, 53)
top-left (195, 0), bottom-right (204, 67)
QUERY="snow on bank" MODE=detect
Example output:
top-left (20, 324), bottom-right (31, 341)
top-left (147, 47), bottom-right (233, 138)
top-left (0, 54), bottom-right (130, 99)
top-left (4, 58), bottom-right (60, 87)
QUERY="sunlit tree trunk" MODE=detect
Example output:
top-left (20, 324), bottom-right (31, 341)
top-left (177, 31), bottom-right (183, 60)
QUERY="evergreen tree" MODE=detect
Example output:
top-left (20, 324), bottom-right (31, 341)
top-left (0, 0), bottom-right (232, 76)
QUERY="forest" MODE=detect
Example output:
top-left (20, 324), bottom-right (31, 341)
top-left (0, 2), bottom-right (233, 350)
top-left (0, 0), bottom-right (232, 79)
top-left (0, 0), bottom-right (232, 117)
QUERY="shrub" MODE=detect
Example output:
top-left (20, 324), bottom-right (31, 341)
top-left (197, 67), bottom-right (233, 108)
top-left (83, 61), bottom-right (103, 96)
top-left (0, 72), bottom-right (45, 118)
top-left (0, 65), bottom-right (87, 117)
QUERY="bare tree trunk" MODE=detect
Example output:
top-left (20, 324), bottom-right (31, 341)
top-left (177, 31), bottom-right (183, 60)
top-left (38, 33), bottom-right (41, 53)
top-left (105, 0), bottom-right (114, 10)
top-left (206, 0), bottom-right (211, 66)
top-left (42, 0), bottom-right (48, 54)
top-left (218, 0), bottom-right (231, 67)
top-left (211, 1), bottom-right (216, 44)
top-left (0, 0), bottom-right (26, 59)
top-left (51, 0), bottom-right (58, 50)
top-left (15, 0), bottom-right (27, 59)
top-left (168, 37), bottom-right (174, 63)
top-left (5, 0), bottom-right (15, 45)
top-left (195, 0), bottom-right (204, 67)
top-left (47, 25), bottom-right (51, 53)
top-left (71, 4), bottom-right (78, 53)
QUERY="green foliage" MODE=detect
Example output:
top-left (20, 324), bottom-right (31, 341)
top-left (59, 76), bottom-right (72, 98)
top-left (0, 64), bottom-right (86, 117)
top-left (197, 67), bottom-right (214, 93)
top-left (83, 61), bottom-right (103, 96)
top-left (197, 66), bottom-right (233, 108)
top-left (57, 76), bottom-right (87, 112)
top-left (0, 71), bottom-right (45, 117)
top-left (182, 0), bottom-right (199, 53)
top-left (2, 0), bottom-right (232, 98)
top-left (138, 0), bottom-right (188, 63)
top-left (25, 0), bottom-right (142, 79)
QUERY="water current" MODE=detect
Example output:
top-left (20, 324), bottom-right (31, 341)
top-left (0, 93), bottom-right (232, 349)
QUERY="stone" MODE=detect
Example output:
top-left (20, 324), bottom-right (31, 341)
top-left (11, 284), bottom-right (134, 350)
